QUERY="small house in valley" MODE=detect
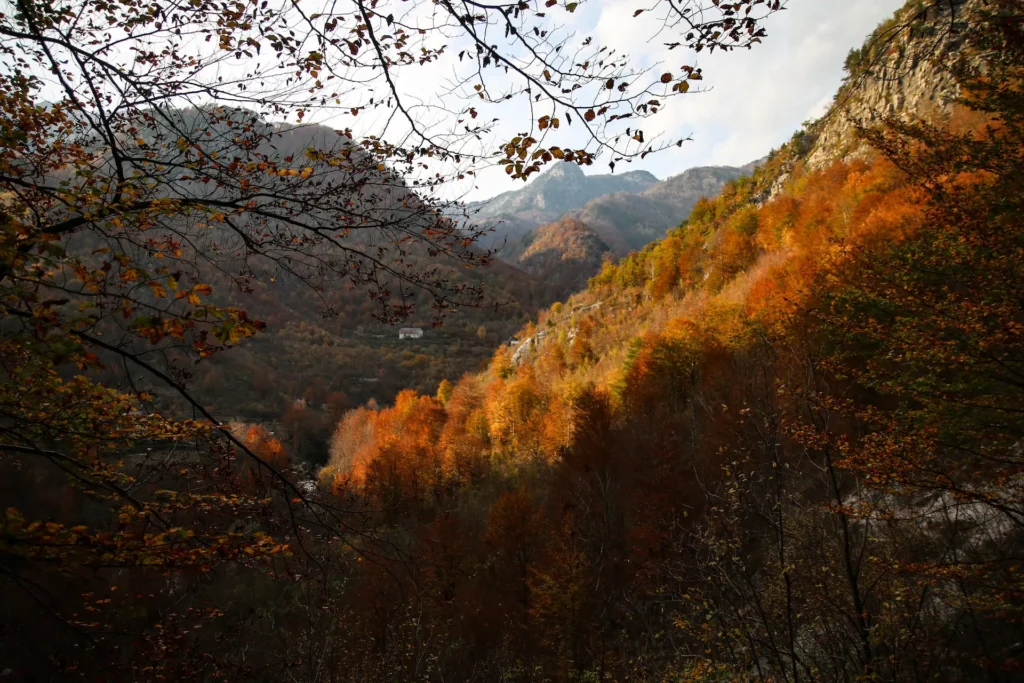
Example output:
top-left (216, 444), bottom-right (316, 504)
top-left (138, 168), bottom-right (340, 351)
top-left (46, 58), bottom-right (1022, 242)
top-left (399, 327), bottom-right (424, 340)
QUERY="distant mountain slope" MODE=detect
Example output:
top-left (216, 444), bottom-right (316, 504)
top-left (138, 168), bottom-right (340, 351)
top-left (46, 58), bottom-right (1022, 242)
top-left (469, 163), bottom-right (659, 249)
top-left (515, 218), bottom-right (611, 293)
top-left (472, 162), bottom-right (658, 219)
top-left (572, 164), bottom-right (751, 255)
top-left (72, 110), bottom-right (558, 437)
top-left (474, 161), bottom-right (754, 260)
top-left (480, 163), bottom-right (750, 289)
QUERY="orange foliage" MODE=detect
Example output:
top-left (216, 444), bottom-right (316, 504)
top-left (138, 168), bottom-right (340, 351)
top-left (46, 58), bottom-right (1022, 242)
top-left (486, 364), bottom-right (550, 460)
top-left (438, 375), bottom-right (492, 484)
top-left (755, 193), bottom-right (799, 251)
top-left (242, 424), bottom-right (289, 470)
top-left (308, 11), bottom-right (1024, 678)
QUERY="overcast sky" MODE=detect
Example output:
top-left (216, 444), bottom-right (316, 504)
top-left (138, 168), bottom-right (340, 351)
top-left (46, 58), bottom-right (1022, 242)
top-left (462, 0), bottom-right (905, 201)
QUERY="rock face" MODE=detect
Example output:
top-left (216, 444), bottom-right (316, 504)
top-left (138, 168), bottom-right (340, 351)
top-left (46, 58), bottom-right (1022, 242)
top-left (767, 0), bottom-right (976, 197)
top-left (806, 1), bottom-right (969, 171)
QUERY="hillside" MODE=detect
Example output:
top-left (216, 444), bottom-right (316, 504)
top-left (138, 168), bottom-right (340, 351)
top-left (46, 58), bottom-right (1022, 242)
top-left (309, 0), bottom-right (1024, 679)
top-left (572, 163), bottom-right (753, 254)
top-left (473, 160), bottom-right (753, 259)
top-left (45, 110), bottom-right (560, 461)
top-left (192, 249), bottom-right (549, 430)
top-left (514, 218), bottom-right (611, 294)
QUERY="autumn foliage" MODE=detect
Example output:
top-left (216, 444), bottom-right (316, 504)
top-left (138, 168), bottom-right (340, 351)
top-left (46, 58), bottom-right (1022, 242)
top-left (306, 4), bottom-right (1024, 679)
top-left (4, 0), bottom-right (1024, 680)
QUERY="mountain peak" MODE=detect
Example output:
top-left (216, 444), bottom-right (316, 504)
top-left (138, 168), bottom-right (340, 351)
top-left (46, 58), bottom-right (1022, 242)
top-left (543, 162), bottom-right (585, 179)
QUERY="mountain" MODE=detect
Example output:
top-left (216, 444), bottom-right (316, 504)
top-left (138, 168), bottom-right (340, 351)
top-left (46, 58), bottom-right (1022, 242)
top-left (466, 134), bottom-right (763, 285)
top-left (471, 161), bottom-right (659, 220)
top-left (47, 109), bottom-right (563, 457)
top-left (486, 163), bottom-right (752, 288)
top-left (12, 0), bottom-right (1023, 680)
top-left (514, 218), bottom-right (611, 294)
top-left (763, 1), bottom-right (972, 196)
top-left (468, 162), bottom-right (659, 249)
top-left (571, 164), bottom-right (752, 254)
top-left (474, 161), bottom-right (754, 260)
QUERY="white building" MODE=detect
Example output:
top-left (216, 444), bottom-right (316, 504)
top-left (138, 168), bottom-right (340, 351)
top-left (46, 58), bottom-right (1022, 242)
top-left (399, 327), bottom-right (423, 339)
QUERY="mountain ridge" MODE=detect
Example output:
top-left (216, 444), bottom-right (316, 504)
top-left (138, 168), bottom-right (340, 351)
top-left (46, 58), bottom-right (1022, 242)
top-left (469, 163), bottom-right (658, 217)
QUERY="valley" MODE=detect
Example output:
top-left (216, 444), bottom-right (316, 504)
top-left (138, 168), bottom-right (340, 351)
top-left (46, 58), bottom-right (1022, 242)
top-left (2, 0), bottom-right (1022, 681)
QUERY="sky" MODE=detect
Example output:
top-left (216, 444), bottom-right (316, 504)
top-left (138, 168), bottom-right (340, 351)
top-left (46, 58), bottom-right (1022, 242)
top-left (463, 0), bottom-right (906, 201)
top-left (20, 0), bottom-right (905, 204)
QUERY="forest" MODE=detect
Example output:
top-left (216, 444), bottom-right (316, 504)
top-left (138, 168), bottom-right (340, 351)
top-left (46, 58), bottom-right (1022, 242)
top-left (2, 0), bottom-right (1023, 681)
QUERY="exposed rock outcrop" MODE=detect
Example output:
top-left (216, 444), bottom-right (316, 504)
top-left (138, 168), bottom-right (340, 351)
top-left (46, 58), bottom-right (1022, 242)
top-left (806, 0), bottom-right (971, 170)
top-left (766, 0), bottom-right (977, 198)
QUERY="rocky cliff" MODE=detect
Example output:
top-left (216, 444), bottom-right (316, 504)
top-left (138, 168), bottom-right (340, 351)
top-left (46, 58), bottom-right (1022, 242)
top-left (767, 0), bottom-right (976, 196)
